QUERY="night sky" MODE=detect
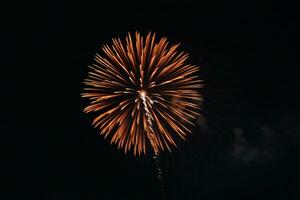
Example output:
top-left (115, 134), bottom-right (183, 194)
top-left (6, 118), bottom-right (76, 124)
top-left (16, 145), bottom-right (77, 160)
top-left (2, 1), bottom-right (300, 200)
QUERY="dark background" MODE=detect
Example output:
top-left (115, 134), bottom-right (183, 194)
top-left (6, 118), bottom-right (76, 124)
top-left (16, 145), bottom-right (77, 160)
top-left (2, 1), bottom-right (300, 200)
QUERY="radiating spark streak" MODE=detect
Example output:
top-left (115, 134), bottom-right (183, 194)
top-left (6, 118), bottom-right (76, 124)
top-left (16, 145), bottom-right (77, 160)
top-left (82, 31), bottom-right (203, 156)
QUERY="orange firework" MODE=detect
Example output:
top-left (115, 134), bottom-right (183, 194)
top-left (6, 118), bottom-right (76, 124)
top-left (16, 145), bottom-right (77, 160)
top-left (82, 31), bottom-right (203, 156)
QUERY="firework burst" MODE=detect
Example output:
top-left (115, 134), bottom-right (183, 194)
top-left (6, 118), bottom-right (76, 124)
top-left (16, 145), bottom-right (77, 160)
top-left (82, 31), bottom-right (203, 156)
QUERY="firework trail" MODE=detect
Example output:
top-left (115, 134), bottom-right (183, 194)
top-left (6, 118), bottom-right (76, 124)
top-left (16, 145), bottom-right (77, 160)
top-left (139, 89), bottom-right (166, 199)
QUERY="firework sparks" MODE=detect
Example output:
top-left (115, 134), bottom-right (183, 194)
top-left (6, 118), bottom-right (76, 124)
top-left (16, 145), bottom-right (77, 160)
top-left (82, 31), bottom-right (203, 156)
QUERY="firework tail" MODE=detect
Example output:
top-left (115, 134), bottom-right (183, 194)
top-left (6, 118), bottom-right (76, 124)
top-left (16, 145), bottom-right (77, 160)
top-left (139, 90), bottom-right (167, 200)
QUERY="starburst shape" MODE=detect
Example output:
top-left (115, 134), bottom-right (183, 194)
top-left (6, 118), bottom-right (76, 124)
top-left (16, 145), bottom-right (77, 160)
top-left (82, 31), bottom-right (203, 156)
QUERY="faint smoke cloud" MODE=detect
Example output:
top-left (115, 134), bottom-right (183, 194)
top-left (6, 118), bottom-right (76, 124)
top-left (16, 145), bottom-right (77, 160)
top-left (231, 128), bottom-right (259, 164)
top-left (229, 121), bottom-right (295, 164)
